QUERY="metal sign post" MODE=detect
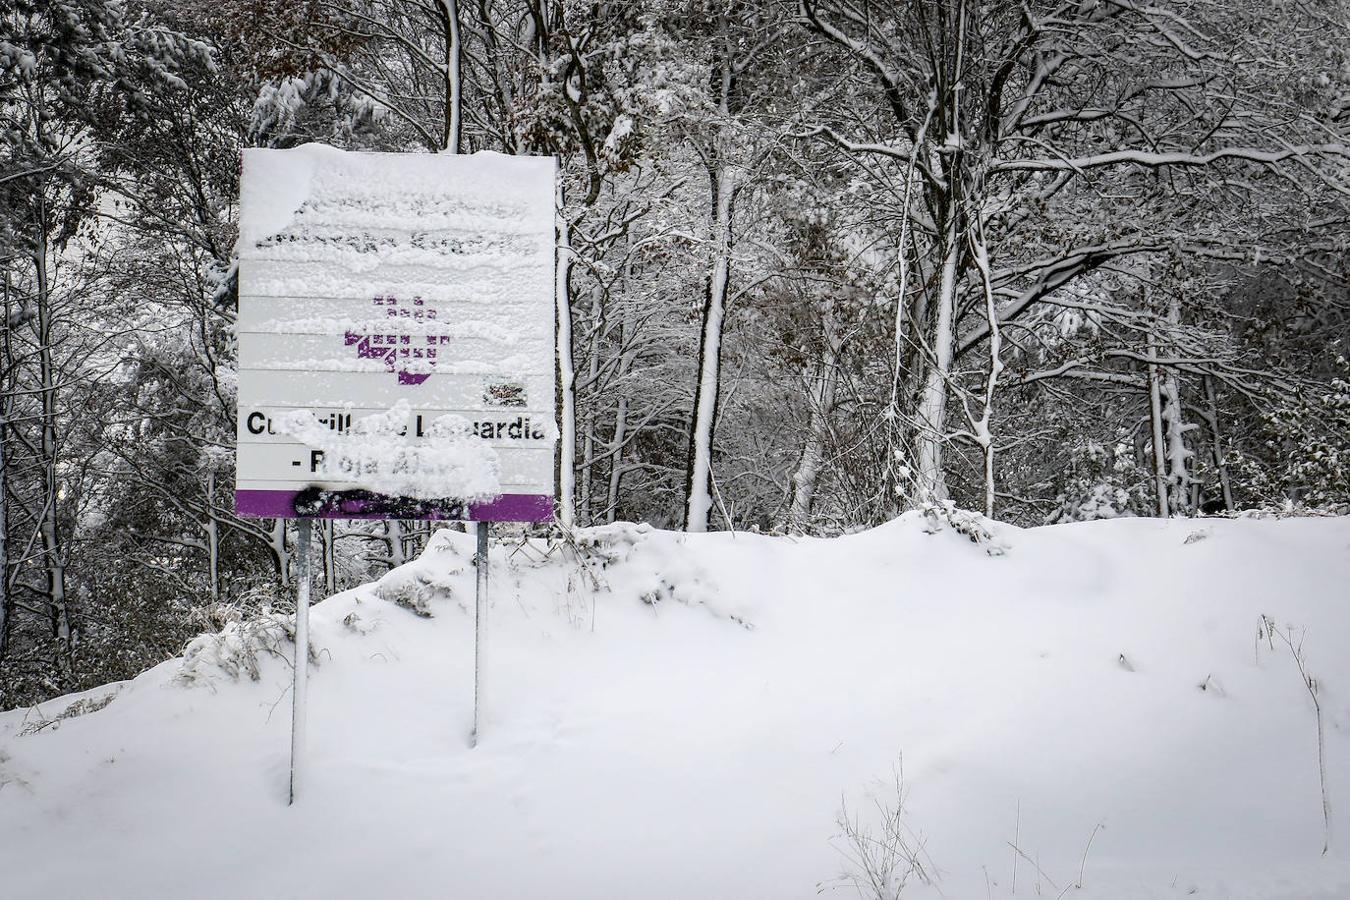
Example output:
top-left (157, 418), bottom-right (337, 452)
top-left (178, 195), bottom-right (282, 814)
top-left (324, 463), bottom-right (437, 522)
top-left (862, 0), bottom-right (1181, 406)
top-left (289, 519), bottom-right (312, 805)
top-left (471, 520), bottom-right (489, 747)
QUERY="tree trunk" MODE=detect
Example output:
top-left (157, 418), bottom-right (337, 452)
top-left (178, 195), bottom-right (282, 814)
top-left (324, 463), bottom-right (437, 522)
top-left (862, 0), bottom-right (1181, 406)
top-left (0, 408), bottom-right (9, 664)
top-left (907, 0), bottom-right (966, 510)
top-left (205, 471), bottom-right (220, 603)
top-left (788, 306), bottom-right (841, 531)
top-left (603, 319), bottom-right (634, 525)
top-left (684, 19), bottom-right (739, 534)
top-left (685, 159), bottom-right (735, 533)
top-left (578, 285), bottom-right (604, 523)
top-left (322, 519), bottom-right (337, 591)
top-left (386, 519), bottom-right (407, 569)
top-left (555, 179), bottom-right (577, 528)
top-left (970, 218), bottom-right (1003, 519)
top-left (445, 0), bottom-right (462, 153)
top-left (1159, 368), bottom-right (1191, 515)
top-left (1159, 293), bottom-right (1193, 515)
top-left (271, 518), bottom-right (290, 586)
top-left (605, 394), bottom-right (628, 525)
top-left (1147, 329), bottom-right (1169, 517)
top-left (33, 214), bottom-right (73, 672)
top-left (911, 211), bottom-right (960, 505)
top-left (882, 125), bottom-right (927, 519)
top-left (1204, 375), bottom-right (1234, 511)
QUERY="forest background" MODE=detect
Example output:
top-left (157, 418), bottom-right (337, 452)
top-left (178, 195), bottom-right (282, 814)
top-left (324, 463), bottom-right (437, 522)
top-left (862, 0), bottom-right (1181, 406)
top-left (2, 0), bottom-right (1347, 707)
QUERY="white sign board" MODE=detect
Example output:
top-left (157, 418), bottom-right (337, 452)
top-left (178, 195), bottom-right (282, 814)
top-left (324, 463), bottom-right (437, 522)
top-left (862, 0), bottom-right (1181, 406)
top-left (234, 146), bottom-right (557, 521)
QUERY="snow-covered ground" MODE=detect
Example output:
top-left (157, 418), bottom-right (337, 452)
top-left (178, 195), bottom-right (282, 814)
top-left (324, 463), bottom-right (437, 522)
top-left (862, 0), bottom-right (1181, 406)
top-left (2, 513), bottom-right (1348, 899)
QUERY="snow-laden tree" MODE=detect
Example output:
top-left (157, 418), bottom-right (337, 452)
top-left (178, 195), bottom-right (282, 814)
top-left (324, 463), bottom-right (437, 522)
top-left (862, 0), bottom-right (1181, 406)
top-left (1, 0), bottom-right (210, 691)
top-left (797, 0), bottom-right (1349, 513)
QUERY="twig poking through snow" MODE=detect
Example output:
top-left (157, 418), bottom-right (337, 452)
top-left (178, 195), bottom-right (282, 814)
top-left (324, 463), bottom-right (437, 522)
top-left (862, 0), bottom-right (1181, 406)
top-left (1259, 615), bottom-right (1332, 855)
top-left (1075, 822), bottom-right (1103, 890)
top-left (1006, 840), bottom-right (1059, 892)
top-left (824, 760), bottom-right (937, 899)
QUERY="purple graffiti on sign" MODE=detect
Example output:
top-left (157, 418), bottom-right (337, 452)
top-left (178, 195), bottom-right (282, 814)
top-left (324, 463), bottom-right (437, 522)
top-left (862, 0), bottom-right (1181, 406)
top-left (344, 295), bottom-right (451, 385)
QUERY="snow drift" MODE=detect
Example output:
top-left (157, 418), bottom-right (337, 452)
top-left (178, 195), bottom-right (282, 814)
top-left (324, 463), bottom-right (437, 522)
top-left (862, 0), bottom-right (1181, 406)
top-left (2, 513), bottom-right (1349, 899)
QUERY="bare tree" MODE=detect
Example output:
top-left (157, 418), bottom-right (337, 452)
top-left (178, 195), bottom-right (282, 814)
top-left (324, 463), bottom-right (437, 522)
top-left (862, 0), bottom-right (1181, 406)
top-left (800, 0), bottom-right (1349, 510)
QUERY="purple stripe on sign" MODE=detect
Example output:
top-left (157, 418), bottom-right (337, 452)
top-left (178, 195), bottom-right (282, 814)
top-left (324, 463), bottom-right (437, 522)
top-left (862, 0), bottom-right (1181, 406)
top-left (235, 489), bottom-right (554, 522)
top-left (472, 493), bottom-right (554, 522)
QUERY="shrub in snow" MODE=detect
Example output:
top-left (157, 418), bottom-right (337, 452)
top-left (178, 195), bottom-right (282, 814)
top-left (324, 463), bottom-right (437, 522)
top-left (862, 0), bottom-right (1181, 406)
top-left (177, 616), bottom-right (293, 685)
top-left (1234, 359), bottom-right (1350, 510)
top-left (173, 583), bottom-right (325, 685)
top-left (341, 612), bottom-right (374, 635)
top-left (373, 575), bottom-right (444, 618)
top-left (16, 689), bottom-right (121, 736)
top-left (920, 502), bottom-right (1009, 556)
top-left (825, 766), bottom-right (935, 899)
top-left (571, 523), bottom-right (750, 627)
top-left (371, 528), bottom-right (473, 617)
top-left (1043, 439), bottom-right (1148, 524)
top-left (570, 521), bottom-right (655, 570)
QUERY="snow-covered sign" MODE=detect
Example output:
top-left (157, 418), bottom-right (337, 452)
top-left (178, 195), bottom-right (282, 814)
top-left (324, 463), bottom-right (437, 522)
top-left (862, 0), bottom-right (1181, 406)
top-left (234, 146), bottom-right (557, 522)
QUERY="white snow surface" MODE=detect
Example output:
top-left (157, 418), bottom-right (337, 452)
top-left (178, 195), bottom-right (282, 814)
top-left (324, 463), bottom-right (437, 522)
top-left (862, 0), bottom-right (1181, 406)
top-left (3, 513), bottom-right (1350, 899)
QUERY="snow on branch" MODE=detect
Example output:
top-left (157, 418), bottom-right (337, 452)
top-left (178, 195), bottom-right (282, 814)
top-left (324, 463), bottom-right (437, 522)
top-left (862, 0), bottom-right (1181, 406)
top-left (994, 144), bottom-right (1350, 176)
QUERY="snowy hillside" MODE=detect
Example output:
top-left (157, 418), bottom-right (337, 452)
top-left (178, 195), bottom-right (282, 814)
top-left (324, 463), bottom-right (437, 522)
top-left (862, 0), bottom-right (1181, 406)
top-left (2, 513), bottom-right (1348, 899)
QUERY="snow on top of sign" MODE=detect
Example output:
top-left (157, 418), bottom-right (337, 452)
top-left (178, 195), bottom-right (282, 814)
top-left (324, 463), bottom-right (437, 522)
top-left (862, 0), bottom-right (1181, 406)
top-left (237, 145), bottom-right (331, 251)
top-left (237, 147), bottom-right (554, 392)
top-left (251, 225), bottom-right (548, 273)
top-left (236, 149), bottom-right (552, 319)
top-left (238, 146), bottom-right (554, 252)
top-left (279, 400), bottom-right (501, 501)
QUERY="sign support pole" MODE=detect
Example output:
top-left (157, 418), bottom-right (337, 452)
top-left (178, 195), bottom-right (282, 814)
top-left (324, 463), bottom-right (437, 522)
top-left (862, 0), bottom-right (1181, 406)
top-left (471, 520), bottom-right (489, 747)
top-left (289, 519), bottom-right (312, 804)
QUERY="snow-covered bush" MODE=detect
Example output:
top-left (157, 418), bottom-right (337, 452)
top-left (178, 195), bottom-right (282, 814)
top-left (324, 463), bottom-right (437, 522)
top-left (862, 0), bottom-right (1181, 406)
top-left (177, 616), bottom-right (291, 685)
top-left (921, 502), bottom-right (1010, 556)
top-left (1044, 440), bottom-right (1149, 524)
top-left (370, 529), bottom-right (473, 617)
top-left (572, 523), bottom-right (747, 626)
top-left (176, 586), bottom-right (311, 685)
top-left (1240, 359), bottom-right (1350, 508)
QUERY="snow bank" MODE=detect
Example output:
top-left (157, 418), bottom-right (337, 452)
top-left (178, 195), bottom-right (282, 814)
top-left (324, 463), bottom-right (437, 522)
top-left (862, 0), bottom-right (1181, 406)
top-left (2, 514), bottom-right (1349, 899)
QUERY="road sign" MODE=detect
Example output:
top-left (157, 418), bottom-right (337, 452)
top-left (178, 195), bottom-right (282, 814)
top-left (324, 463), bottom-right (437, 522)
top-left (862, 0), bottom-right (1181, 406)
top-left (234, 147), bottom-right (557, 521)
